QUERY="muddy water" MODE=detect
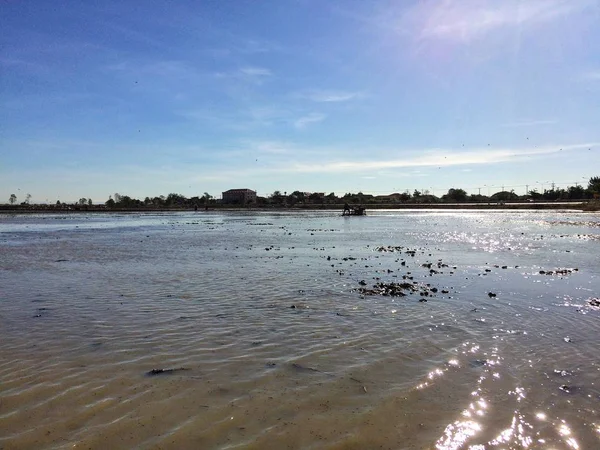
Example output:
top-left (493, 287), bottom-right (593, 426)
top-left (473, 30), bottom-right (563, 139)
top-left (1, 210), bottom-right (599, 449)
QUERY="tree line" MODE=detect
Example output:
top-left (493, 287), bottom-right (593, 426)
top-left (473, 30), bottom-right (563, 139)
top-left (264, 177), bottom-right (599, 206)
top-left (104, 192), bottom-right (214, 208)
top-left (4, 177), bottom-right (599, 209)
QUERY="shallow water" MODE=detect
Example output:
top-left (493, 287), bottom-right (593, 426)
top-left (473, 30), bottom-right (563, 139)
top-left (1, 210), bottom-right (599, 449)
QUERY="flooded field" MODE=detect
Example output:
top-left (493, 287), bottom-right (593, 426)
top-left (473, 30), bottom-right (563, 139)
top-left (1, 210), bottom-right (599, 449)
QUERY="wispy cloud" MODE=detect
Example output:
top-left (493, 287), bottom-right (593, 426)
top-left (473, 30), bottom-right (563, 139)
top-left (239, 66), bottom-right (272, 77)
top-left (99, 21), bottom-right (176, 51)
top-left (578, 70), bottom-right (600, 81)
top-left (215, 66), bottom-right (273, 84)
top-left (107, 59), bottom-right (203, 81)
top-left (401, 0), bottom-right (593, 42)
top-left (205, 36), bottom-right (283, 58)
top-left (285, 142), bottom-right (597, 174)
top-left (234, 39), bottom-right (282, 54)
top-left (0, 57), bottom-right (43, 69)
top-left (246, 140), bottom-right (294, 155)
top-left (302, 90), bottom-right (362, 102)
top-left (294, 113), bottom-right (326, 129)
top-left (179, 105), bottom-right (292, 130)
top-left (501, 119), bottom-right (558, 128)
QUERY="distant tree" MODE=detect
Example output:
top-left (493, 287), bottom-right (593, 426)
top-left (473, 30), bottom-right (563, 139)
top-left (165, 193), bottom-right (187, 206)
top-left (588, 176), bottom-right (600, 196)
top-left (555, 188), bottom-right (568, 200)
top-left (528, 189), bottom-right (542, 200)
top-left (420, 194), bottom-right (439, 203)
top-left (117, 195), bottom-right (140, 207)
top-left (308, 192), bottom-right (323, 203)
top-left (202, 192), bottom-right (213, 202)
top-left (25, 193), bottom-right (32, 204)
top-left (271, 191), bottom-right (284, 205)
top-left (88, 198), bottom-right (92, 206)
top-left (469, 194), bottom-right (488, 202)
top-left (114, 193), bottom-right (122, 203)
top-left (105, 197), bottom-right (115, 208)
top-left (256, 196), bottom-right (268, 206)
top-left (189, 196), bottom-right (200, 206)
top-left (541, 189), bottom-right (560, 201)
top-left (567, 185), bottom-right (585, 199)
top-left (444, 188), bottom-right (468, 202)
top-left (491, 191), bottom-right (519, 201)
top-left (56, 200), bottom-right (61, 206)
top-left (9, 194), bottom-right (17, 205)
top-left (78, 198), bottom-right (87, 205)
top-left (289, 191), bottom-right (305, 204)
top-left (413, 190), bottom-right (421, 198)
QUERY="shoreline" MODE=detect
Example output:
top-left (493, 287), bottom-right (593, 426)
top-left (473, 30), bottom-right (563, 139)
top-left (1, 202), bottom-right (598, 214)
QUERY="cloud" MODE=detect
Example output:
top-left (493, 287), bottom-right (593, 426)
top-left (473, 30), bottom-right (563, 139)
top-left (578, 70), bottom-right (600, 81)
top-left (239, 66), bottom-right (272, 77)
top-left (179, 105), bottom-right (292, 130)
top-left (302, 90), bottom-right (362, 102)
top-left (0, 57), bottom-right (43, 69)
top-left (285, 142), bottom-right (598, 173)
top-left (100, 21), bottom-right (175, 51)
top-left (214, 66), bottom-right (273, 84)
top-left (294, 113), bottom-right (326, 129)
top-left (236, 39), bottom-right (282, 54)
top-left (401, 0), bottom-right (592, 42)
top-left (206, 36), bottom-right (283, 58)
top-left (246, 140), bottom-right (294, 155)
top-left (106, 59), bottom-right (202, 81)
top-left (500, 119), bottom-right (558, 128)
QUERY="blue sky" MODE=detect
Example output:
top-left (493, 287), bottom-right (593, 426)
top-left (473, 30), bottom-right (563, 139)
top-left (1, 0), bottom-right (599, 203)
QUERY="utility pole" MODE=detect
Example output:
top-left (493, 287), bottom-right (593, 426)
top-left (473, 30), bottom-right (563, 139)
top-left (478, 187), bottom-right (481, 196)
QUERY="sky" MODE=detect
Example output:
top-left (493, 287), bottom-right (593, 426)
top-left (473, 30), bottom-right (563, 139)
top-left (1, 0), bottom-right (599, 203)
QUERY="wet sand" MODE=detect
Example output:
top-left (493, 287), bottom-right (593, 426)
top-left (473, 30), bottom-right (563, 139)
top-left (1, 210), bottom-right (599, 449)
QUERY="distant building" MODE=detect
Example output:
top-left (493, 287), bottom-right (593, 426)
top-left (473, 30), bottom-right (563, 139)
top-left (375, 193), bottom-right (403, 202)
top-left (222, 188), bottom-right (257, 204)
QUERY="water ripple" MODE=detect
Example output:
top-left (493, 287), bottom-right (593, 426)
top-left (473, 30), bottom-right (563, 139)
top-left (1, 211), bottom-right (599, 448)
